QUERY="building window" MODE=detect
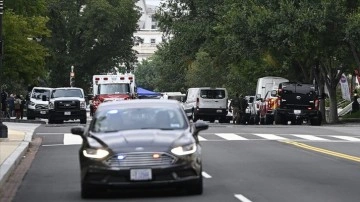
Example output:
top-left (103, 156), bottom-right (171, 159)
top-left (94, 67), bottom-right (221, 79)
top-left (150, 39), bottom-right (156, 44)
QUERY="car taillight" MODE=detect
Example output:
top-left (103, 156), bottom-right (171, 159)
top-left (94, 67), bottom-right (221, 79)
top-left (314, 99), bottom-right (319, 110)
top-left (277, 98), bottom-right (281, 107)
top-left (196, 97), bottom-right (199, 107)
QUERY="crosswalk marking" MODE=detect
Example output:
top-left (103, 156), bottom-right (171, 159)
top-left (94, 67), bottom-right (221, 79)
top-left (215, 133), bottom-right (248, 140)
top-left (63, 133), bottom-right (83, 145)
top-left (292, 134), bottom-right (328, 141)
top-left (198, 136), bottom-right (207, 141)
top-left (253, 133), bottom-right (287, 140)
top-left (332, 136), bottom-right (360, 141)
top-left (59, 133), bottom-right (360, 145)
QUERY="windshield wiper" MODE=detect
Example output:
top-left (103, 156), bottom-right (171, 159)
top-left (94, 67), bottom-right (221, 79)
top-left (140, 127), bottom-right (175, 130)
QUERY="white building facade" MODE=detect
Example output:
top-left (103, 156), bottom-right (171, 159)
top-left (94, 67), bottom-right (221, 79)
top-left (133, 0), bottom-right (163, 62)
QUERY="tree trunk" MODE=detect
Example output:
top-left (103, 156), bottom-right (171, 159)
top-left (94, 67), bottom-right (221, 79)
top-left (327, 85), bottom-right (339, 123)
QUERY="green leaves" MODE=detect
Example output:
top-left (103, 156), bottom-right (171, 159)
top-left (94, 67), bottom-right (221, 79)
top-left (2, 8), bottom-right (50, 88)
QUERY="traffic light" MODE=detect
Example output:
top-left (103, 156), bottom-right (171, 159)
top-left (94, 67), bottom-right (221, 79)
top-left (70, 76), bottom-right (75, 87)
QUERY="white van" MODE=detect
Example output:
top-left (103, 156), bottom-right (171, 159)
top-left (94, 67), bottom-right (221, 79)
top-left (27, 87), bottom-right (53, 120)
top-left (256, 76), bottom-right (289, 99)
top-left (161, 92), bottom-right (186, 102)
top-left (183, 87), bottom-right (228, 123)
top-left (252, 76), bottom-right (289, 124)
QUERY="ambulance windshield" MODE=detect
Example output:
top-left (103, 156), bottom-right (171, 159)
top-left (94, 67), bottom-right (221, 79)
top-left (98, 83), bottom-right (130, 94)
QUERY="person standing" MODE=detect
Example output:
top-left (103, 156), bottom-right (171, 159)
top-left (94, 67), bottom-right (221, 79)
top-left (14, 95), bottom-right (22, 119)
top-left (20, 95), bottom-right (26, 119)
top-left (230, 93), bottom-right (241, 124)
top-left (1, 89), bottom-right (8, 118)
top-left (8, 94), bottom-right (15, 117)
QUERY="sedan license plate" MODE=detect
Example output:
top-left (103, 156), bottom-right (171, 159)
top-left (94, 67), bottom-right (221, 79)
top-left (294, 110), bottom-right (301, 114)
top-left (64, 111), bottom-right (71, 115)
top-left (216, 110), bottom-right (222, 113)
top-left (40, 111), bottom-right (46, 114)
top-left (130, 169), bottom-right (152, 181)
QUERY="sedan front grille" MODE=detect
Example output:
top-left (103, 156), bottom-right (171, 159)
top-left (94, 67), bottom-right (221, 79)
top-left (105, 152), bottom-right (177, 167)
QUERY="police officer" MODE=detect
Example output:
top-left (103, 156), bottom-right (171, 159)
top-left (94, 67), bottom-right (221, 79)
top-left (230, 93), bottom-right (241, 124)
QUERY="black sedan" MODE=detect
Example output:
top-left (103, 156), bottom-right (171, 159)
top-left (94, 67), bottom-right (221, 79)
top-left (71, 99), bottom-right (209, 198)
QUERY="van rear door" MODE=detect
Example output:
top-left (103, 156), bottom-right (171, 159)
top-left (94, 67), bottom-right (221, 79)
top-left (198, 89), bottom-right (227, 109)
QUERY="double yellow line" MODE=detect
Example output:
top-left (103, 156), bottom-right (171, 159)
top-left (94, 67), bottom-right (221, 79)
top-left (283, 140), bottom-right (360, 162)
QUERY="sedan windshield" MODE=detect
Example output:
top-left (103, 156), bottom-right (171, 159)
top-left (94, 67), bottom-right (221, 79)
top-left (91, 107), bottom-right (188, 132)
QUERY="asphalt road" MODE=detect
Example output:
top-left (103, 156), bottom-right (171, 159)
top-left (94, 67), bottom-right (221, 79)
top-left (11, 122), bottom-right (360, 202)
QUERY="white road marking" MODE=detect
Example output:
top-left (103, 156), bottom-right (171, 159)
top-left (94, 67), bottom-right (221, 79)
top-left (63, 133), bottom-right (83, 145)
top-left (201, 171), bottom-right (212, 178)
top-left (36, 132), bottom-right (64, 135)
top-left (235, 194), bottom-right (252, 202)
top-left (332, 136), bottom-right (360, 141)
top-left (253, 133), bottom-right (287, 140)
top-left (198, 136), bottom-right (207, 141)
top-left (215, 133), bottom-right (248, 140)
top-left (292, 134), bottom-right (328, 141)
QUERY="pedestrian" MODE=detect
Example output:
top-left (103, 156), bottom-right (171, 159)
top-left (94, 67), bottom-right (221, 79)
top-left (89, 99), bottom-right (94, 117)
top-left (1, 89), bottom-right (7, 118)
top-left (20, 95), bottom-right (26, 119)
top-left (352, 95), bottom-right (359, 113)
top-left (7, 94), bottom-right (15, 117)
top-left (230, 93), bottom-right (241, 124)
top-left (14, 95), bottom-right (22, 119)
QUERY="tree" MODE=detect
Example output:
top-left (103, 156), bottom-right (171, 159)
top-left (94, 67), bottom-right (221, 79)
top-left (2, 0), bottom-right (50, 93)
top-left (44, 0), bottom-right (141, 92)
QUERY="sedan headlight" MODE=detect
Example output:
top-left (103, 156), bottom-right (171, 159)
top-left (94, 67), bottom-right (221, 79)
top-left (48, 102), bottom-right (54, 110)
top-left (80, 101), bottom-right (86, 109)
top-left (171, 143), bottom-right (197, 156)
top-left (82, 148), bottom-right (109, 159)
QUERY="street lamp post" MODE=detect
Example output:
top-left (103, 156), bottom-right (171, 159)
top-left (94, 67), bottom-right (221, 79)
top-left (0, 0), bottom-right (8, 139)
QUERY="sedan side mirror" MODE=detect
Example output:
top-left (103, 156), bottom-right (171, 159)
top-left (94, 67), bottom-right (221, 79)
top-left (193, 121), bottom-right (209, 136)
top-left (71, 126), bottom-right (85, 138)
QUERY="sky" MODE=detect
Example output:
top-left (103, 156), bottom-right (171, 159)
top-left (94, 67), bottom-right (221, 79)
top-left (146, 0), bottom-right (162, 6)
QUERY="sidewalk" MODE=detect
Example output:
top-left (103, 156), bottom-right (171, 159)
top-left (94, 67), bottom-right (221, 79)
top-left (0, 121), bottom-right (42, 189)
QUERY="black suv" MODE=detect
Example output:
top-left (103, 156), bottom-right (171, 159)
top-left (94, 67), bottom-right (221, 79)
top-left (272, 82), bottom-right (322, 126)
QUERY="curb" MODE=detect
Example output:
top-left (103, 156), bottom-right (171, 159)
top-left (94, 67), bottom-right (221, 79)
top-left (0, 142), bottom-right (29, 189)
top-left (0, 118), bottom-right (46, 124)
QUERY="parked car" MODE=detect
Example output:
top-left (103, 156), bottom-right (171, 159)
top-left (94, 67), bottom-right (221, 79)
top-left (183, 87), bottom-right (229, 123)
top-left (71, 99), bottom-right (209, 198)
top-left (26, 87), bottom-right (53, 120)
top-left (273, 82), bottom-right (322, 125)
top-left (45, 87), bottom-right (87, 124)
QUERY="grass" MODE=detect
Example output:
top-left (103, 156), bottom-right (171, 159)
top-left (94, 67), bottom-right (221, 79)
top-left (341, 110), bottom-right (360, 118)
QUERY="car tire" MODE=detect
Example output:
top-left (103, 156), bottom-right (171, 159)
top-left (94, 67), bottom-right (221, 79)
top-left (192, 111), bottom-right (198, 122)
top-left (27, 115), bottom-right (35, 120)
top-left (274, 113), bottom-right (283, 125)
top-left (80, 118), bottom-right (87, 124)
top-left (310, 116), bottom-right (322, 126)
top-left (265, 115), bottom-right (273, 125)
top-left (188, 176), bottom-right (203, 195)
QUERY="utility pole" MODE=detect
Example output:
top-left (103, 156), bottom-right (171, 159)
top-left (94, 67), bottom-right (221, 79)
top-left (0, 0), bottom-right (8, 139)
top-left (70, 65), bottom-right (75, 87)
top-left (0, 0), bottom-right (3, 83)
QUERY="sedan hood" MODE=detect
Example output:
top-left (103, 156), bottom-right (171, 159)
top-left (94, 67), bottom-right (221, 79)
top-left (89, 129), bottom-right (192, 153)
